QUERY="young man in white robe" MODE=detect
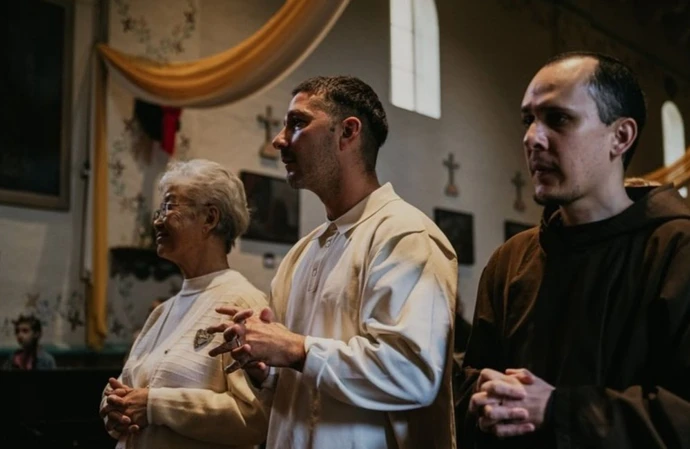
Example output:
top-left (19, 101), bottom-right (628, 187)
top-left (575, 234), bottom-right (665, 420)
top-left (209, 76), bottom-right (458, 449)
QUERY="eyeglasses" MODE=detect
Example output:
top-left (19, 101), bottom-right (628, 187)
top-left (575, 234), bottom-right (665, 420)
top-left (153, 202), bottom-right (190, 221)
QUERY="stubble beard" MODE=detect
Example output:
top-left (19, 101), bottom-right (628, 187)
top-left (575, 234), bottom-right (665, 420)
top-left (298, 135), bottom-right (341, 197)
top-left (533, 188), bottom-right (582, 208)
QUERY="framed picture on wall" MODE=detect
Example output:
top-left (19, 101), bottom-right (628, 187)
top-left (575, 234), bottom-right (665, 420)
top-left (504, 220), bottom-right (535, 241)
top-left (433, 208), bottom-right (474, 265)
top-left (240, 171), bottom-right (299, 244)
top-left (0, 0), bottom-right (74, 210)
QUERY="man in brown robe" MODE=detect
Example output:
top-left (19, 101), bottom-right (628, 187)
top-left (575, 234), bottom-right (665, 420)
top-left (457, 51), bottom-right (690, 448)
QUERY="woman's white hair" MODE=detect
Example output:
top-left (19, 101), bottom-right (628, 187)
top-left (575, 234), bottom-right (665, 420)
top-left (159, 159), bottom-right (250, 254)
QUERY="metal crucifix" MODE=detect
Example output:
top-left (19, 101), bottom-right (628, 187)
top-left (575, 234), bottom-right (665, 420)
top-left (511, 171), bottom-right (526, 212)
top-left (257, 106), bottom-right (281, 160)
top-left (443, 153), bottom-right (460, 197)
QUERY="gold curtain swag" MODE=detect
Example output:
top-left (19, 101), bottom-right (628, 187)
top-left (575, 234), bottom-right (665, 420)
top-left (87, 0), bottom-right (350, 349)
top-left (642, 146), bottom-right (690, 188)
top-left (98, 0), bottom-right (351, 107)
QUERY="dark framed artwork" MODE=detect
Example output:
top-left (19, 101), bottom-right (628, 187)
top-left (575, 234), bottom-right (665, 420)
top-left (504, 220), bottom-right (535, 241)
top-left (0, 0), bottom-right (74, 210)
top-left (433, 208), bottom-right (474, 265)
top-left (240, 171), bottom-right (299, 244)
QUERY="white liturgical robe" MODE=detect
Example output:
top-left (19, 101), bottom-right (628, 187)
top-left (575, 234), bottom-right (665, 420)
top-left (261, 183), bottom-right (458, 449)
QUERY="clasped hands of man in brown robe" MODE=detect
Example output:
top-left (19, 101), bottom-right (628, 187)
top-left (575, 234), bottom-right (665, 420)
top-left (470, 368), bottom-right (555, 438)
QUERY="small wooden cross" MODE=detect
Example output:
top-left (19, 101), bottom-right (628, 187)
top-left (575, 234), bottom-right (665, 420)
top-left (257, 106), bottom-right (282, 160)
top-left (511, 171), bottom-right (526, 212)
top-left (443, 153), bottom-right (460, 197)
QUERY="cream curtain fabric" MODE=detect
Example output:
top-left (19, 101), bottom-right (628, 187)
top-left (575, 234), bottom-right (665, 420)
top-left (88, 0), bottom-right (350, 348)
top-left (98, 0), bottom-right (351, 107)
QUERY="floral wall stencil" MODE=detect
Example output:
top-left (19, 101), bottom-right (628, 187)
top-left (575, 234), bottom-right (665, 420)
top-left (0, 319), bottom-right (12, 341)
top-left (113, 0), bottom-right (197, 62)
top-left (105, 268), bottom-right (183, 346)
top-left (104, 0), bottom-right (198, 347)
top-left (109, 117), bottom-right (192, 246)
top-left (0, 291), bottom-right (87, 348)
top-left (107, 0), bottom-right (199, 247)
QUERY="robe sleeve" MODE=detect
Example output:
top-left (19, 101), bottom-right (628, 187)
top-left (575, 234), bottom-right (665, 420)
top-left (245, 366), bottom-right (279, 410)
top-left (243, 287), bottom-right (283, 409)
top-left (148, 356), bottom-right (269, 446)
top-left (546, 235), bottom-right (690, 448)
top-left (300, 229), bottom-right (457, 411)
top-left (100, 374), bottom-right (125, 440)
top-left (99, 304), bottom-right (166, 441)
top-left (454, 249), bottom-right (507, 447)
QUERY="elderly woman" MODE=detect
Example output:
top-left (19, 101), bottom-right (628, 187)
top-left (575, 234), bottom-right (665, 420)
top-left (99, 159), bottom-right (268, 449)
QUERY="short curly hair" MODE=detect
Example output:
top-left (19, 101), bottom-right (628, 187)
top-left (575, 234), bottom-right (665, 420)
top-left (13, 314), bottom-right (42, 334)
top-left (291, 76), bottom-right (389, 172)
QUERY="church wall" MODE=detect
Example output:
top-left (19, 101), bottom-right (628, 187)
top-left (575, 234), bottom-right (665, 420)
top-left (189, 0), bottom-right (551, 323)
top-left (193, 0), bottom-right (690, 321)
top-left (102, 0), bottom-right (200, 347)
top-left (2, 0), bottom-right (689, 350)
top-left (0, 0), bottom-right (99, 348)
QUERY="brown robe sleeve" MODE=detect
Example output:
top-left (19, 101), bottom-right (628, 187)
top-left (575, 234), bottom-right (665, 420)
top-left (456, 251), bottom-right (515, 448)
top-left (457, 236), bottom-right (690, 449)
top-left (547, 237), bottom-right (690, 448)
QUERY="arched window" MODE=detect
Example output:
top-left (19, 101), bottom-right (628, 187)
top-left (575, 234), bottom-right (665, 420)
top-left (390, 0), bottom-right (440, 119)
top-left (662, 101), bottom-right (687, 197)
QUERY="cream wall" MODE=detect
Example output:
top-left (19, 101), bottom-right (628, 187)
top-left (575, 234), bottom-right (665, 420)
top-left (2, 0), bottom-right (689, 348)
top-left (192, 0), bottom-right (549, 322)
top-left (193, 0), bottom-right (690, 321)
top-left (0, 0), bottom-right (99, 348)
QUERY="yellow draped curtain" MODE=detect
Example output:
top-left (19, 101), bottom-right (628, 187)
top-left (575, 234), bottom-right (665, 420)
top-left (641, 146), bottom-right (690, 188)
top-left (88, 0), bottom-right (350, 348)
top-left (98, 0), bottom-right (350, 107)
